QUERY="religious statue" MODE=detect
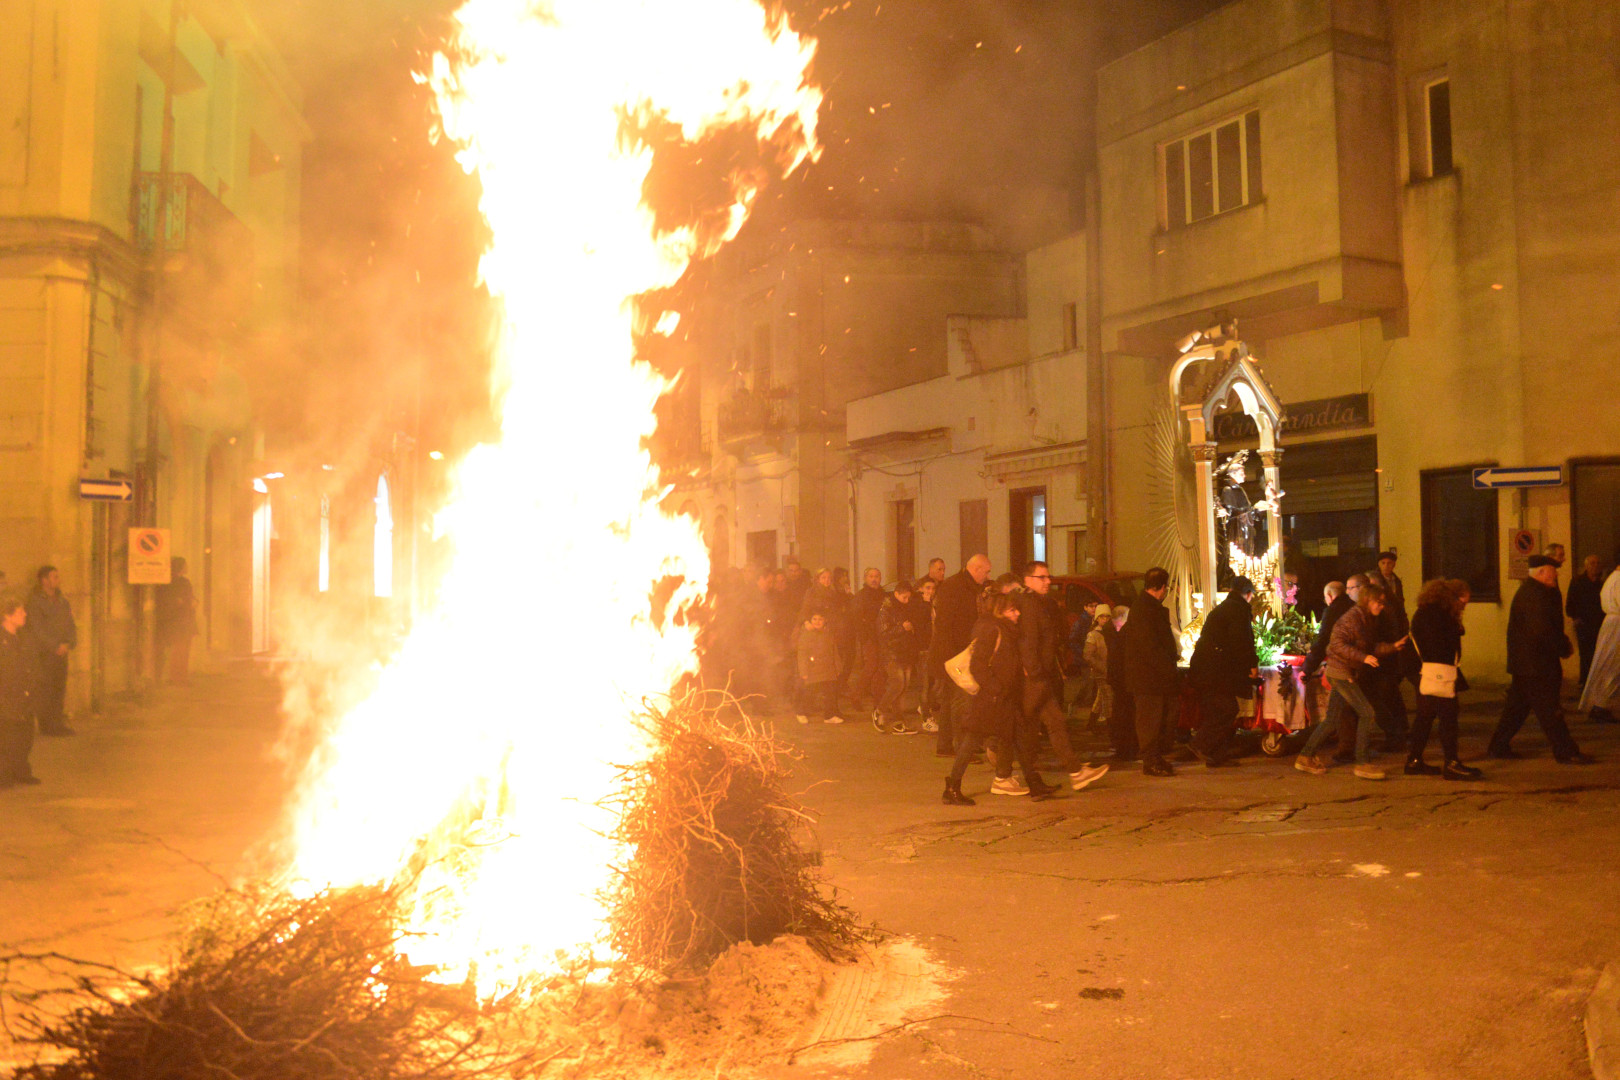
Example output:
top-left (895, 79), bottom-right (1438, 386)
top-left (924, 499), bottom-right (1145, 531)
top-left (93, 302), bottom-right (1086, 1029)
top-left (1214, 452), bottom-right (1284, 559)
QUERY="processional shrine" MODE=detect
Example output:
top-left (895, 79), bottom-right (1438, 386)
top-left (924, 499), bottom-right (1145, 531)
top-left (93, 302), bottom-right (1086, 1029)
top-left (1167, 325), bottom-right (1287, 621)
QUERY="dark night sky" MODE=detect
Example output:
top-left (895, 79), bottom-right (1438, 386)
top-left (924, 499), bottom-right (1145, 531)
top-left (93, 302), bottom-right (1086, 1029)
top-left (248, 0), bottom-right (1222, 455)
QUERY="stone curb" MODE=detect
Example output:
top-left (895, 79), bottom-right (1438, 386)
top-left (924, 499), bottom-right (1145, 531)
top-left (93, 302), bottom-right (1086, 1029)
top-left (1589, 963), bottom-right (1620, 1080)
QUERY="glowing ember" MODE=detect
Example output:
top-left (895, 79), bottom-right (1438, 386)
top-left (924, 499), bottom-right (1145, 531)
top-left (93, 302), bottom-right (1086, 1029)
top-left (285, 0), bottom-right (820, 995)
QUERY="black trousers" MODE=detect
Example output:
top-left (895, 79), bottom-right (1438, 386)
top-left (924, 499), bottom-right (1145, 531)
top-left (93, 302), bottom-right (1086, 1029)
top-left (1194, 690), bottom-right (1239, 761)
top-left (1107, 681), bottom-right (1138, 758)
top-left (877, 659), bottom-right (913, 722)
top-left (33, 652), bottom-right (68, 732)
top-left (796, 680), bottom-right (838, 719)
top-left (1576, 623), bottom-right (1601, 685)
top-left (938, 680), bottom-right (973, 756)
top-left (0, 718), bottom-right (34, 781)
top-left (1410, 693), bottom-right (1460, 763)
top-left (1132, 692), bottom-right (1178, 766)
top-left (1490, 675), bottom-right (1579, 759)
top-left (1371, 666), bottom-right (1408, 741)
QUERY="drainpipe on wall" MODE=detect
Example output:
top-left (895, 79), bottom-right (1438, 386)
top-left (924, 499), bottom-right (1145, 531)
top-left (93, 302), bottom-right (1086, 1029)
top-left (847, 459), bottom-right (860, 579)
top-left (139, 0), bottom-right (180, 689)
top-left (1083, 167), bottom-right (1109, 574)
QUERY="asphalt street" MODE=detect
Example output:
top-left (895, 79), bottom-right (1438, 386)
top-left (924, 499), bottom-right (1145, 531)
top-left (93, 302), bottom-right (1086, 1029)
top-left (1, 668), bottom-right (1617, 1080)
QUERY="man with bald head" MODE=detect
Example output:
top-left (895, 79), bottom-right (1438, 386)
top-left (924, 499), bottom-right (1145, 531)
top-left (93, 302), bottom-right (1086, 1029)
top-left (929, 554), bottom-right (992, 757)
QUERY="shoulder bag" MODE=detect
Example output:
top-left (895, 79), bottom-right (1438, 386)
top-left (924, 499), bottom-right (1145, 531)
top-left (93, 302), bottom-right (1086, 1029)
top-left (1412, 636), bottom-right (1458, 699)
top-left (946, 629), bottom-right (1001, 696)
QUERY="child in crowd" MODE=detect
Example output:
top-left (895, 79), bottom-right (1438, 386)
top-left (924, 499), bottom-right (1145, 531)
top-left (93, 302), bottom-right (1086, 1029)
top-left (1083, 604), bottom-right (1113, 727)
top-left (796, 610), bottom-right (845, 725)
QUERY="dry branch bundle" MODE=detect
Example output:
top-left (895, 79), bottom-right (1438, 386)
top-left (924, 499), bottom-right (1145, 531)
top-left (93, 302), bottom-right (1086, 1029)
top-left (2, 886), bottom-right (539, 1080)
top-left (605, 687), bottom-right (872, 975)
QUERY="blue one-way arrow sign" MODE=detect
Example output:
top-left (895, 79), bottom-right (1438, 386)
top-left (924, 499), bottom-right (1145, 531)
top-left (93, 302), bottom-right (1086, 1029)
top-left (1472, 466), bottom-right (1563, 489)
top-left (79, 477), bottom-right (133, 502)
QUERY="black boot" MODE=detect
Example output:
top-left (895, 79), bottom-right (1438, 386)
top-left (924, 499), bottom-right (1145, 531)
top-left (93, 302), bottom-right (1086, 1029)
top-left (1442, 760), bottom-right (1483, 781)
top-left (1026, 775), bottom-right (1061, 801)
top-left (941, 779), bottom-right (976, 806)
top-left (1404, 757), bottom-right (1442, 776)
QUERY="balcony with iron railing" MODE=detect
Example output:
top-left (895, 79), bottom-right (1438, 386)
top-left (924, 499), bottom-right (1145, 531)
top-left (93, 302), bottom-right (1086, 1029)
top-left (134, 173), bottom-right (257, 328)
top-left (717, 385), bottom-right (795, 453)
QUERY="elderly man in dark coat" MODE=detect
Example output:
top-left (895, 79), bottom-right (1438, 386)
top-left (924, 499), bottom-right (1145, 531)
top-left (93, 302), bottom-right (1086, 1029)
top-left (1118, 566), bottom-right (1181, 777)
top-left (0, 593), bottom-right (39, 786)
top-left (25, 566), bottom-right (76, 737)
top-left (1487, 556), bottom-right (1592, 763)
top-left (928, 554), bottom-right (991, 756)
top-left (1187, 576), bottom-right (1259, 767)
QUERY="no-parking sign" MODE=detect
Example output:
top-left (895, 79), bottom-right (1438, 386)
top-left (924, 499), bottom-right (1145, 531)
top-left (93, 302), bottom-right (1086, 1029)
top-left (128, 528), bottom-right (172, 585)
top-left (1507, 528), bottom-right (1541, 580)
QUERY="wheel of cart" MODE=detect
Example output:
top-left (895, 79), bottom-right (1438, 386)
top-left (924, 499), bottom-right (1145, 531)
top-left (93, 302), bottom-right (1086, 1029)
top-left (1247, 654), bottom-right (1312, 755)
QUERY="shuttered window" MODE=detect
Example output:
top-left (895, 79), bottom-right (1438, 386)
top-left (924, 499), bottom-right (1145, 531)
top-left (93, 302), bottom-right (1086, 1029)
top-left (1162, 110), bottom-right (1262, 228)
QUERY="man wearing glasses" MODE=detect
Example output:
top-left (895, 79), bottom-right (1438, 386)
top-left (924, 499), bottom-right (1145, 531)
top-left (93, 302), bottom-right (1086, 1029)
top-left (1018, 562), bottom-right (1110, 792)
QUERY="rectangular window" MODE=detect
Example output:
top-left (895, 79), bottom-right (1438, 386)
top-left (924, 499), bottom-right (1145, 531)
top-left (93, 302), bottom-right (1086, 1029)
top-left (1164, 140), bottom-right (1186, 228)
top-left (1426, 79), bottom-right (1453, 176)
top-left (1061, 302), bottom-right (1079, 352)
top-left (745, 529), bottom-right (778, 571)
top-left (892, 499), bottom-right (916, 584)
top-left (959, 499), bottom-right (988, 568)
top-left (1420, 466), bottom-right (1499, 602)
top-left (1572, 459), bottom-right (1620, 578)
top-left (1161, 110), bottom-right (1261, 228)
top-left (1009, 487), bottom-right (1047, 571)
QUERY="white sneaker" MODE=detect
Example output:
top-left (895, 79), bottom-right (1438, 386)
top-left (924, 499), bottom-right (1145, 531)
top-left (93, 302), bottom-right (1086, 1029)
top-left (825, 715), bottom-right (845, 725)
top-left (990, 775), bottom-right (1029, 796)
top-left (871, 710), bottom-right (886, 733)
top-left (796, 714), bottom-right (810, 725)
top-left (1070, 763), bottom-right (1109, 791)
top-left (889, 721), bottom-right (918, 736)
top-left (921, 717), bottom-right (939, 733)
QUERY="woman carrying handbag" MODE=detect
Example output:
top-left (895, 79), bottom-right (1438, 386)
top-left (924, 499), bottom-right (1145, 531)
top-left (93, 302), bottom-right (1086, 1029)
top-left (1407, 578), bottom-right (1483, 780)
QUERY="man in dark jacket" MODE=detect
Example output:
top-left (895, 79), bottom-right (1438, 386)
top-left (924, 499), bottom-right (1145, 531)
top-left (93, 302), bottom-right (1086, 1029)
top-left (1119, 566), bottom-right (1181, 776)
top-left (928, 555), bottom-right (991, 756)
top-left (1103, 607), bottom-right (1136, 760)
top-left (1488, 556), bottom-right (1591, 762)
top-left (25, 566), bottom-right (76, 737)
top-left (1569, 555), bottom-right (1607, 687)
top-left (1187, 577), bottom-right (1259, 767)
top-left (1019, 562), bottom-right (1109, 791)
top-left (875, 581), bottom-right (922, 734)
top-left (1365, 570), bottom-right (1411, 750)
top-left (852, 568), bottom-right (888, 710)
top-left (0, 593), bottom-right (39, 786)
top-left (1305, 579), bottom-right (1353, 677)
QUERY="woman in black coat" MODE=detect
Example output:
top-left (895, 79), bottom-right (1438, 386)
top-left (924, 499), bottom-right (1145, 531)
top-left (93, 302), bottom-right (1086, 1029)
top-left (943, 593), bottom-right (1024, 805)
top-left (1408, 579), bottom-right (1482, 780)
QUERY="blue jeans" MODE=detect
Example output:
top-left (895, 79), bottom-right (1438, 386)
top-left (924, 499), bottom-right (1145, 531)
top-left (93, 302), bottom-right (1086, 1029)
top-left (1301, 674), bottom-right (1378, 764)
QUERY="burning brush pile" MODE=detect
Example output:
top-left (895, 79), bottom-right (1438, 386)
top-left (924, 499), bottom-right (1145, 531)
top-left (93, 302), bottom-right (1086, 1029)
top-left (3, 692), bottom-right (872, 1079)
top-left (5, 0), bottom-right (880, 1075)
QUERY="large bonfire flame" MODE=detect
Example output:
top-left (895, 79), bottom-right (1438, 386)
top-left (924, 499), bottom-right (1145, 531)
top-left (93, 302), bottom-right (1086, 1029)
top-left (286, 0), bottom-right (820, 996)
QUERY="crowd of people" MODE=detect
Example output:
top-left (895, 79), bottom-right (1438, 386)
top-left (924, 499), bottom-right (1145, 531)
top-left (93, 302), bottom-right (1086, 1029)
top-left (707, 543), bottom-right (1619, 805)
top-left (0, 558), bottom-right (198, 791)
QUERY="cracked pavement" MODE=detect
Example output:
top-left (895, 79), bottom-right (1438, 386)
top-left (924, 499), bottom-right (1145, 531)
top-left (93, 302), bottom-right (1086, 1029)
top-left (1, 670), bottom-right (1616, 1079)
top-left (785, 699), bottom-right (1620, 1080)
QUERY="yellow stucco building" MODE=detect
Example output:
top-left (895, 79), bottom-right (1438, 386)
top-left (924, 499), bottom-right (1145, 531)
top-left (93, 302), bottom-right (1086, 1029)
top-left (1097, 0), bottom-right (1620, 676)
top-left (1, 0), bottom-right (305, 708)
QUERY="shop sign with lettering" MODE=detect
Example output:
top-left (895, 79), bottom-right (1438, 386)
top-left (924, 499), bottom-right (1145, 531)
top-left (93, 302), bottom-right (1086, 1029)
top-left (1213, 393), bottom-right (1371, 441)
